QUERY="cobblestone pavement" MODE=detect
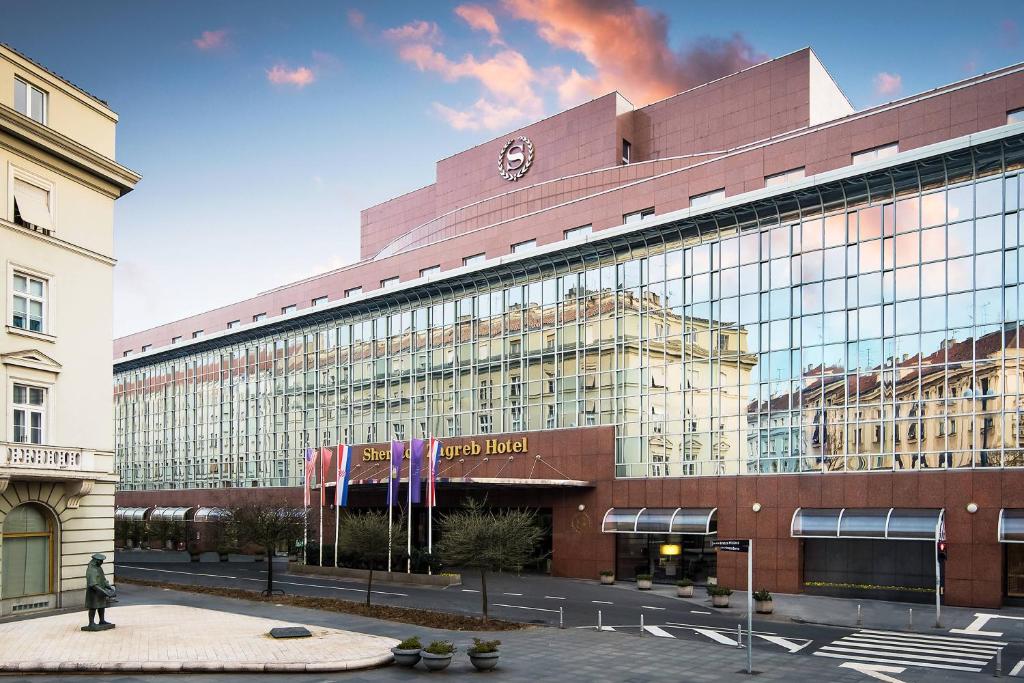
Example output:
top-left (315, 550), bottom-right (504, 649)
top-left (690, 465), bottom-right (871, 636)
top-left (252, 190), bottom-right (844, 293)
top-left (0, 603), bottom-right (397, 673)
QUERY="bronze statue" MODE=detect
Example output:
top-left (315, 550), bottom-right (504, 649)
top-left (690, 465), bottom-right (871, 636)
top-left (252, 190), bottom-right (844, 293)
top-left (82, 553), bottom-right (116, 631)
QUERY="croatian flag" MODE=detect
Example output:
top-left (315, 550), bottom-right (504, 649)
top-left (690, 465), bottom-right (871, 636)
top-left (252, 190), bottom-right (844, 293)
top-left (426, 437), bottom-right (442, 508)
top-left (303, 448), bottom-right (316, 507)
top-left (409, 438), bottom-right (425, 505)
top-left (388, 440), bottom-right (404, 507)
top-left (320, 447), bottom-right (333, 506)
top-left (336, 444), bottom-right (352, 507)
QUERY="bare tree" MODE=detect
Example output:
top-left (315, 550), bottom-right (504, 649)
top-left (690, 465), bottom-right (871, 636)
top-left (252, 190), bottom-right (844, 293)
top-left (226, 502), bottom-right (308, 596)
top-left (437, 498), bottom-right (545, 621)
top-left (337, 510), bottom-right (404, 605)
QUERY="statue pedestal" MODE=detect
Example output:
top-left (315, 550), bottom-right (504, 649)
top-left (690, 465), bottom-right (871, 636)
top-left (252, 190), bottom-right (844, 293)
top-left (81, 623), bottom-right (115, 632)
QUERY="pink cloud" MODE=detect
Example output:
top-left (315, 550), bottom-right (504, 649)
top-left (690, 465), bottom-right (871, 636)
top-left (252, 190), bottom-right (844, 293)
top-left (266, 64), bottom-right (316, 88)
top-left (1001, 19), bottom-right (1020, 48)
top-left (347, 8), bottom-right (366, 30)
top-left (455, 4), bottom-right (503, 44)
top-left (873, 71), bottom-right (903, 98)
top-left (193, 29), bottom-right (229, 51)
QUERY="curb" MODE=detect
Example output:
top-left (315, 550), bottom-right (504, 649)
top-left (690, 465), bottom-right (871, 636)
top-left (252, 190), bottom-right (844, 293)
top-left (0, 653), bottom-right (394, 674)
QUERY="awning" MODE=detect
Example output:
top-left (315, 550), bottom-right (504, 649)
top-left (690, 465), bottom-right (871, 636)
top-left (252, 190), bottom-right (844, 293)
top-left (602, 507), bottom-right (718, 535)
top-left (193, 507), bottom-right (229, 523)
top-left (791, 508), bottom-right (945, 541)
top-left (999, 509), bottom-right (1024, 543)
top-left (13, 178), bottom-right (54, 231)
top-left (148, 506), bottom-right (194, 522)
top-left (114, 506), bottom-right (151, 522)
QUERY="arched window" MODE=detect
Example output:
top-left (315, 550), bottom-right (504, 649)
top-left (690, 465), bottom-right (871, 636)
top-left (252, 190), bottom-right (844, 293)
top-left (2, 504), bottom-right (53, 598)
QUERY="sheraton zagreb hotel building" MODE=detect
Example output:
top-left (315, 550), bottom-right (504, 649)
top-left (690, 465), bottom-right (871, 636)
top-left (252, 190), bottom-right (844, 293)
top-left (115, 49), bottom-right (1024, 608)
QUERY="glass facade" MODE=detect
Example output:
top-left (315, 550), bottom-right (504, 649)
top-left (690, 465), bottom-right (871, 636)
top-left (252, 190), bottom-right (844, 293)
top-left (114, 136), bottom-right (1024, 491)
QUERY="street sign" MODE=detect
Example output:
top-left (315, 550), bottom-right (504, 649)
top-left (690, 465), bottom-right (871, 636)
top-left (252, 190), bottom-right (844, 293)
top-left (712, 539), bottom-right (750, 552)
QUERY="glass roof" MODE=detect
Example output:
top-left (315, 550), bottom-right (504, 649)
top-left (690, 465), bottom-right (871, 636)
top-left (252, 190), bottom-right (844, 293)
top-left (791, 507), bottom-right (944, 540)
top-left (603, 508), bottom-right (717, 535)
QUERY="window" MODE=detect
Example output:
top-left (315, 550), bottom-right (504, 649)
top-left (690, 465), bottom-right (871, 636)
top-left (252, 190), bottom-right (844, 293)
top-left (511, 239), bottom-right (536, 253)
top-left (420, 265), bottom-right (441, 278)
top-left (14, 78), bottom-right (47, 125)
top-left (122, 350), bottom-right (132, 357)
top-left (463, 253), bottom-right (486, 266)
top-left (344, 287), bottom-right (362, 298)
top-left (11, 271), bottom-right (46, 333)
top-left (689, 189), bottom-right (725, 208)
top-left (171, 336), bottom-right (182, 344)
top-left (227, 320), bottom-right (241, 329)
top-left (623, 208), bottom-right (654, 224)
top-left (380, 277), bottom-right (400, 288)
top-left (1, 504), bottom-right (52, 599)
top-left (765, 167), bottom-right (806, 187)
top-left (622, 138), bottom-right (632, 164)
top-left (852, 143), bottom-right (898, 165)
top-left (478, 413), bottom-right (492, 434)
top-left (281, 305), bottom-right (296, 314)
top-left (1009, 108), bottom-right (1024, 125)
top-left (12, 177), bottom-right (54, 234)
top-left (141, 344), bottom-right (151, 352)
top-left (12, 384), bottom-right (45, 444)
top-left (564, 225), bottom-right (592, 240)
top-left (252, 313), bottom-right (266, 322)
top-left (192, 330), bottom-right (203, 338)
top-left (311, 296), bottom-right (328, 307)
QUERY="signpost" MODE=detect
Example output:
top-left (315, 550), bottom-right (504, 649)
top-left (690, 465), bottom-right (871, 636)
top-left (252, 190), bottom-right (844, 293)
top-left (713, 539), bottom-right (754, 675)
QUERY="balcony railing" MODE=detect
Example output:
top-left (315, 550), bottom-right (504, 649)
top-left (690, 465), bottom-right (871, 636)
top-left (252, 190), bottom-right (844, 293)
top-left (1, 443), bottom-right (92, 471)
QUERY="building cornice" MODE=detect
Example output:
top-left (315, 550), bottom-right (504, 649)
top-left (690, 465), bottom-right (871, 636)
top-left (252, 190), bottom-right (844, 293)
top-left (0, 218), bottom-right (116, 266)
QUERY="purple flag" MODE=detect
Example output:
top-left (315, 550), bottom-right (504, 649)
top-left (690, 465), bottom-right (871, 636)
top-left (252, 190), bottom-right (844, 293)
top-left (409, 438), bottom-right (425, 504)
top-left (388, 440), bottom-right (404, 506)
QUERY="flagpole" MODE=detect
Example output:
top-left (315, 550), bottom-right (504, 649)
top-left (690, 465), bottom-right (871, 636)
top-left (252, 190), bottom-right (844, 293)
top-left (302, 449), bottom-right (309, 566)
top-left (334, 456), bottom-right (340, 568)
top-left (406, 439), bottom-right (413, 574)
top-left (427, 438), bottom-right (433, 575)
top-left (318, 483), bottom-right (324, 567)
top-left (387, 444), bottom-right (394, 573)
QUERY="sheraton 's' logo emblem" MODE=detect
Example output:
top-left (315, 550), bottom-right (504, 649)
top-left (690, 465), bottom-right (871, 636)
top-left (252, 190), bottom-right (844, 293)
top-left (498, 136), bottom-right (534, 181)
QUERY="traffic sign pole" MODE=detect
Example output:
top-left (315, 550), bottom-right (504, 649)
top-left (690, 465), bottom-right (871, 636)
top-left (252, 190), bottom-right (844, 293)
top-left (747, 538), bottom-right (753, 675)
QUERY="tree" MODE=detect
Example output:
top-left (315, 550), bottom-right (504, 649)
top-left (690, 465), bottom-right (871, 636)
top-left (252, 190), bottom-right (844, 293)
top-left (337, 510), bottom-right (404, 605)
top-left (437, 498), bottom-right (545, 621)
top-left (226, 501), bottom-right (308, 596)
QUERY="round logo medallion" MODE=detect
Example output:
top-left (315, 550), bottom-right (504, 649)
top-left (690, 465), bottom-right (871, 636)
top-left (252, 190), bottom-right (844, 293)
top-left (498, 136), bottom-right (534, 181)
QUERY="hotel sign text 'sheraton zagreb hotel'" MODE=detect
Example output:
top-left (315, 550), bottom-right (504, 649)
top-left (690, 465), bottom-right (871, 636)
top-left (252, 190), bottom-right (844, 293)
top-left (114, 49), bottom-right (1024, 608)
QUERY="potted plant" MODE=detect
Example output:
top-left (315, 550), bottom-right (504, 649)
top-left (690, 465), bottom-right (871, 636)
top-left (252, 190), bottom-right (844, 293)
top-left (467, 638), bottom-right (500, 671)
top-left (187, 542), bottom-right (201, 563)
top-left (599, 570), bottom-right (615, 585)
top-left (421, 640), bottom-right (455, 671)
top-left (636, 573), bottom-right (653, 590)
top-left (708, 585), bottom-right (733, 607)
top-left (217, 545), bottom-right (236, 562)
top-left (391, 636), bottom-right (422, 667)
top-left (676, 578), bottom-right (694, 597)
top-left (753, 589), bottom-right (773, 614)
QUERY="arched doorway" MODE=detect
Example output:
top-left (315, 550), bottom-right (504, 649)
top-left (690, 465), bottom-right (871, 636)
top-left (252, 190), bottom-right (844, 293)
top-left (2, 503), bottom-right (53, 599)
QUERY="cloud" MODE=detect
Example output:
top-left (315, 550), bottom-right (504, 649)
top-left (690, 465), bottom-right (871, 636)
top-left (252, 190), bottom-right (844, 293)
top-left (383, 19), bottom-right (442, 44)
top-left (193, 29), bottom-right (229, 51)
top-left (455, 4), bottom-right (503, 44)
top-left (347, 8), bottom-right (365, 30)
top-left (872, 71), bottom-right (902, 98)
top-left (266, 64), bottom-right (316, 87)
top-left (503, 0), bottom-right (765, 107)
top-left (1001, 19), bottom-right (1020, 48)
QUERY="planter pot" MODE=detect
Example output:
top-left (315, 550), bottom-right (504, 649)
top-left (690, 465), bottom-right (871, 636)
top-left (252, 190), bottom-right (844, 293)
top-left (637, 579), bottom-right (652, 590)
top-left (391, 647), bottom-right (421, 667)
top-left (676, 585), bottom-right (694, 598)
top-left (755, 599), bottom-right (773, 614)
top-left (469, 651), bottom-right (500, 671)
top-left (600, 575), bottom-right (615, 585)
top-left (218, 554), bottom-right (229, 562)
top-left (421, 652), bottom-right (454, 671)
top-left (189, 553), bottom-right (201, 563)
top-left (711, 594), bottom-right (730, 608)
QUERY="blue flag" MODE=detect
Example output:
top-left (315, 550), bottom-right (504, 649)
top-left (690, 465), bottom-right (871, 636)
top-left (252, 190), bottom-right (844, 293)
top-left (388, 440), bottom-right (404, 506)
top-left (410, 438), bottom-right (425, 504)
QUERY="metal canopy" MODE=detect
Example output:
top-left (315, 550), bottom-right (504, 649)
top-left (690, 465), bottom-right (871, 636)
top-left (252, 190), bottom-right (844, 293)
top-left (999, 509), bottom-right (1024, 543)
top-left (114, 507), bottom-right (151, 522)
top-left (602, 507), bottom-right (718, 535)
top-left (193, 507), bottom-right (229, 523)
top-left (791, 507), bottom-right (945, 541)
top-left (148, 506), bottom-right (194, 522)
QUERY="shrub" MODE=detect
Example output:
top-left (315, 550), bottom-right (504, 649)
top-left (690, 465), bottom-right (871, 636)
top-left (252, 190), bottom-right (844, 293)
top-left (468, 638), bottom-right (501, 654)
top-left (396, 637), bottom-right (422, 650)
top-left (707, 586), bottom-right (733, 597)
top-left (676, 578), bottom-right (693, 587)
top-left (599, 570), bottom-right (614, 577)
top-left (424, 640), bottom-right (456, 655)
top-left (636, 573), bottom-right (653, 581)
top-left (753, 589), bottom-right (772, 601)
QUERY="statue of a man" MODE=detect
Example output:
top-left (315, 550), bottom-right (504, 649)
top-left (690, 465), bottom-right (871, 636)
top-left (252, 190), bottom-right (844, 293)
top-left (82, 553), bottom-right (116, 631)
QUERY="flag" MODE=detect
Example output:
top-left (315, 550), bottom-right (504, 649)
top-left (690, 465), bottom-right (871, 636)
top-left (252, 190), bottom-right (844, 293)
top-left (320, 446), bottom-right (333, 506)
top-left (303, 448), bottom-right (316, 507)
top-left (336, 444), bottom-right (352, 507)
top-left (388, 440), bottom-right (404, 506)
top-left (426, 437), bottom-right (442, 508)
top-left (410, 438), bottom-right (425, 504)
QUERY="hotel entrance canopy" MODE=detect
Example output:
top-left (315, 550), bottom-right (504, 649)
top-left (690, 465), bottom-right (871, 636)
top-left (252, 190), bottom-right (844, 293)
top-left (602, 508), bottom-right (717, 535)
top-left (148, 506), bottom-right (194, 522)
top-left (791, 508), bottom-right (945, 541)
top-left (999, 509), bottom-right (1024, 543)
top-left (114, 506), bottom-right (151, 521)
top-left (193, 507), bottom-right (229, 522)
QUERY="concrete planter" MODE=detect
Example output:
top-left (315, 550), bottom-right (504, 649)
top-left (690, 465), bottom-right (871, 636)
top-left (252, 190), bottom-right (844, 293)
top-left (636, 578), bottom-right (653, 590)
top-left (676, 585), bottom-right (694, 598)
top-left (600, 574), bottom-right (615, 585)
top-left (755, 599), bottom-right (773, 614)
top-left (421, 651), bottom-right (453, 671)
top-left (711, 594), bottom-right (730, 608)
top-left (391, 647), bottom-right (421, 667)
top-left (468, 651), bottom-right (500, 671)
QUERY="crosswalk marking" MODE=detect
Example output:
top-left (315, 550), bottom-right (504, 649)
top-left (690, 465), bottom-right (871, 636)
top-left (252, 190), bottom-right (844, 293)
top-left (642, 625), bottom-right (675, 638)
top-left (758, 634), bottom-right (811, 653)
top-left (814, 629), bottom-right (1002, 673)
top-left (578, 622), bottom-right (811, 654)
top-left (691, 628), bottom-right (738, 646)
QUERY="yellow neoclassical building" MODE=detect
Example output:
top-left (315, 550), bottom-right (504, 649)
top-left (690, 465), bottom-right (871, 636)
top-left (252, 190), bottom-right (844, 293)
top-left (0, 44), bottom-right (139, 615)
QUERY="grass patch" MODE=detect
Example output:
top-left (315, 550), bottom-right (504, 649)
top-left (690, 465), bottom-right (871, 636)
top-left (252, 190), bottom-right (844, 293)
top-left (118, 576), bottom-right (526, 631)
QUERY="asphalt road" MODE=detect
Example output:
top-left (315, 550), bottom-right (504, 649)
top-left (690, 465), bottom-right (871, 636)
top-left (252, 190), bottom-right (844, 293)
top-left (114, 561), bottom-right (1023, 679)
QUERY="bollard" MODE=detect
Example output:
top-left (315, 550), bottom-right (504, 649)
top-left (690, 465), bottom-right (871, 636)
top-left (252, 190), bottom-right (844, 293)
top-left (736, 624), bottom-right (743, 649)
top-left (857, 604), bottom-right (862, 627)
top-left (597, 610), bottom-right (602, 632)
top-left (909, 608), bottom-right (914, 630)
top-left (640, 612), bottom-right (645, 637)
top-left (559, 606), bottom-right (564, 629)
top-left (995, 648), bottom-right (1002, 677)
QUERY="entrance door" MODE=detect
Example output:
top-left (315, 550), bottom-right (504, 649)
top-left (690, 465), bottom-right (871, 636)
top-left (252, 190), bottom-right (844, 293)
top-left (1, 504), bottom-right (53, 599)
top-left (1007, 545), bottom-right (1024, 598)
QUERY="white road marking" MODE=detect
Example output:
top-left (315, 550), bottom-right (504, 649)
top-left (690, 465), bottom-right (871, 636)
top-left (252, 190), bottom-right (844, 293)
top-left (691, 628), bottom-right (739, 647)
top-left (839, 662), bottom-right (907, 683)
top-left (757, 635), bottom-right (812, 653)
top-left (815, 629), bottom-right (1002, 673)
top-left (690, 610), bottom-right (712, 615)
top-left (503, 592), bottom-right (523, 596)
top-left (1010, 659), bottom-right (1024, 677)
top-left (462, 589), bottom-right (479, 593)
top-left (858, 629), bottom-right (1006, 646)
top-left (950, 613), bottom-right (1024, 637)
top-left (544, 596), bottom-right (566, 600)
top-left (820, 645), bottom-right (990, 665)
top-left (117, 563), bottom-right (406, 596)
top-left (642, 625), bottom-right (675, 638)
top-left (641, 605), bottom-right (666, 610)
top-left (493, 603), bottom-right (560, 613)
top-left (265, 580), bottom-right (407, 597)
top-left (591, 600), bottom-right (613, 604)
top-left (814, 651), bottom-right (980, 673)
top-left (117, 565), bottom-right (237, 580)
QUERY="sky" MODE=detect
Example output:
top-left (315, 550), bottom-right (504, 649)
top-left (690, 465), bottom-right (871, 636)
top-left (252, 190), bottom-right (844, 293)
top-left (1, 1), bottom-right (1021, 337)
